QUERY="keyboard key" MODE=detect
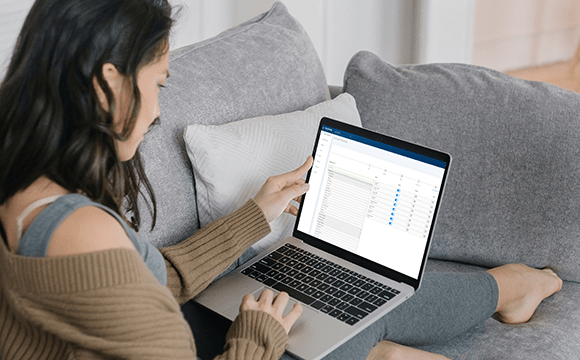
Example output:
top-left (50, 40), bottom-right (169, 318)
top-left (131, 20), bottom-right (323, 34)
top-left (263, 278), bottom-right (277, 287)
top-left (266, 270), bottom-right (279, 277)
top-left (328, 309), bottom-right (342, 318)
top-left (259, 257), bottom-right (277, 267)
top-left (349, 298), bottom-right (364, 307)
top-left (320, 305), bottom-right (333, 314)
top-left (345, 276), bottom-right (358, 284)
top-left (267, 252), bottom-right (284, 260)
top-left (337, 313), bottom-right (351, 322)
top-left (324, 276), bottom-right (337, 284)
top-left (341, 294), bottom-right (355, 303)
top-left (378, 290), bottom-right (396, 300)
top-left (365, 294), bottom-right (379, 303)
top-left (319, 294), bottom-right (333, 303)
top-left (278, 256), bottom-right (292, 264)
top-left (297, 284), bottom-right (309, 292)
top-left (317, 283), bottom-right (330, 292)
top-left (316, 273), bottom-right (329, 281)
top-left (345, 317), bottom-right (360, 326)
top-left (312, 291), bottom-right (325, 299)
top-left (304, 287), bottom-right (316, 296)
top-left (272, 282), bottom-right (315, 305)
top-left (332, 280), bottom-right (345, 288)
top-left (361, 283), bottom-right (373, 291)
top-left (286, 269), bottom-right (299, 277)
top-left (311, 301), bottom-right (325, 310)
top-left (251, 263), bottom-right (271, 274)
top-left (337, 272), bottom-right (349, 280)
top-left (289, 280), bottom-right (301, 288)
top-left (336, 302), bottom-right (350, 310)
top-left (345, 306), bottom-right (369, 320)
top-left (373, 298), bottom-right (387, 307)
top-left (339, 283), bottom-right (353, 292)
top-left (325, 287), bottom-right (338, 295)
top-left (348, 287), bottom-right (362, 296)
top-left (358, 302), bottom-right (378, 313)
top-left (310, 280), bottom-right (322, 288)
top-left (309, 269), bottom-right (322, 277)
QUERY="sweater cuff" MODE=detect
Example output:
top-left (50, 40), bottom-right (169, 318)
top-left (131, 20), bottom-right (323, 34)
top-left (225, 310), bottom-right (289, 360)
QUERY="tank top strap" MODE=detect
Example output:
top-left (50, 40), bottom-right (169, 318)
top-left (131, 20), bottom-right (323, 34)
top-left (15, 194), bottom-right (64, 245)
top-left (16, 194), bottom-right (167, 285)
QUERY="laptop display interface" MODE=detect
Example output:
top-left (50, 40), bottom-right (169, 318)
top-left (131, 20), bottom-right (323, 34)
top-left (297, 123), bottom-right (447, 280)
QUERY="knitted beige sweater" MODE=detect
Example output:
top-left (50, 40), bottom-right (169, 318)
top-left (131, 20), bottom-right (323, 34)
top-left (0, 200), bottom-right (289, 360)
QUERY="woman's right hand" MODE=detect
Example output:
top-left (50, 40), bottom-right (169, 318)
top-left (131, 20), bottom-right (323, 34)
top-left (239, 289), bottom-right (302, 334)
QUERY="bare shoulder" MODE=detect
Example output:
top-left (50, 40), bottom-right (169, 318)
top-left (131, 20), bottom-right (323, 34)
top-left (47, 205), bottom-right (136, 257)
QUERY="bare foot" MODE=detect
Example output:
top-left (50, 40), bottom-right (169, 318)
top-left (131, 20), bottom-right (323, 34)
top-left (487, 264), bottom-right (563, 324)
top-left (367, 341), bottom-right (450, 360)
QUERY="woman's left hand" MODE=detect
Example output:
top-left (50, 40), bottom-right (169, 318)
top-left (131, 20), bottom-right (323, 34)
top-left (253, 156), bottom-right (313, 223)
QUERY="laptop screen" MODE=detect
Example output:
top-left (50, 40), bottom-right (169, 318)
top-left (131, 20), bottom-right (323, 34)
top-left (295, 118), bottom-right (449, 282)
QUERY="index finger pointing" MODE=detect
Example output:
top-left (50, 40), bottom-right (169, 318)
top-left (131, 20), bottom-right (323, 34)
top-left (279, 156), bottom-right (313, 183)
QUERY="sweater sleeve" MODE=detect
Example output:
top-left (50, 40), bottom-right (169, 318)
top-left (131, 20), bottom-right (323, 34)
top-left (216, 310), bottom-right (289, 360)
top-left (160, 199), bottom-right (271, 305)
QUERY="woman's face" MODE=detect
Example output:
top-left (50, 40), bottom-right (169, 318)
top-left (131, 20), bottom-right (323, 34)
top-left (107, 51), bottom-right (170, 161)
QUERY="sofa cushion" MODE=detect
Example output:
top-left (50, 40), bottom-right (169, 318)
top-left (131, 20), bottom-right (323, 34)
top-left (344, 50), bottom-right (580, 282)
top-left (183, 93), bottom-right (361, 253)
top-left (136, 2), bottom-right (329, 247)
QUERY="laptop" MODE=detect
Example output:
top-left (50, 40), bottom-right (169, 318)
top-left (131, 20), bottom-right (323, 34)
top-left (194, 117), bottom-right (451, 360)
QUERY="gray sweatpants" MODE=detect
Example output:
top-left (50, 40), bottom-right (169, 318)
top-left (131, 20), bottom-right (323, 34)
top-left (184, 252), bottom-right (498, 360)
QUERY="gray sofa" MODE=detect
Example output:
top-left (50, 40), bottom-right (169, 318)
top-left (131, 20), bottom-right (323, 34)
top-left (136, 2), bottom-right (580, 359)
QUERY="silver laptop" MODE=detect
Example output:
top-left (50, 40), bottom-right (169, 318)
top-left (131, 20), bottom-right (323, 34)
top-left (194, 117), bottom-right (451, 360)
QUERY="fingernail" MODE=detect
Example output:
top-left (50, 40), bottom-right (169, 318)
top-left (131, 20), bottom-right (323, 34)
top-left (302, 184), bottom-right (310, 190)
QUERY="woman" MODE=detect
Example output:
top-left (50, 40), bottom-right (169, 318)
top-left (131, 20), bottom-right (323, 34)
top-left (0, 0), bottom-right (562, 359)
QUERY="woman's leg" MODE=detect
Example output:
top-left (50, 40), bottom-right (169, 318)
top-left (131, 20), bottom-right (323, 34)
top-left (365, 264), bottom-right (563, 360)
top-left (322, 271), bottom-right (498, 360)
top-left (323, 264), bottom-right (563, 360)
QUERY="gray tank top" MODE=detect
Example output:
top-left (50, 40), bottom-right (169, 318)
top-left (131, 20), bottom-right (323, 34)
top-left (15, 193), bottom-right (167, 286)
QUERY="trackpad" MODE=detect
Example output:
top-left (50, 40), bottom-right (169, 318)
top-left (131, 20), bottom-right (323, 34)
top-left (223, 287), bottom-right (318, 333)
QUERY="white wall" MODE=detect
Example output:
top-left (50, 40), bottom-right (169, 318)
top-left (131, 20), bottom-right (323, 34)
top-left (472, 0), bottom-right (580, 71)
top-left (170, 0), bottom-right (421, 85)
top-left (1, 0), bottom-right (475, 85)
top-left (416, 0), bottom-right (474, 64)
top-left (0, 0), bottom-right (35, 75)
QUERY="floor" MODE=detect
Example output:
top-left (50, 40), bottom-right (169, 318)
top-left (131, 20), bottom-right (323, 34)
top-left (505, 58), bottom-right (580, 93)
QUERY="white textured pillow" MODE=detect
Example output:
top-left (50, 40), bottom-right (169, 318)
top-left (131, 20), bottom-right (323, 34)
top-left (184, 93), bottom-right (362, 252)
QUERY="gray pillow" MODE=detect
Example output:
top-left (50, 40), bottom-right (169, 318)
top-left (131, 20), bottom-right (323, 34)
top-left (137, 2), bottom-right (329, 247)
top-left (344, 50), bottom-right (580, 282)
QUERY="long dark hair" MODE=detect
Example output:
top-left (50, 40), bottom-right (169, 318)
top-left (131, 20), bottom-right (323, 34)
top-left (0, 0), bottom-right (175, 232)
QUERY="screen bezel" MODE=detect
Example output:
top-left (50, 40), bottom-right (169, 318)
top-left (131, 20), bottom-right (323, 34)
top-left (292, 117), bottom-right (452, 290)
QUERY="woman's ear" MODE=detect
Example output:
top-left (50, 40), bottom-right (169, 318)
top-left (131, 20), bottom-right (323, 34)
top-left (92, 63), bottom-right (124, 112)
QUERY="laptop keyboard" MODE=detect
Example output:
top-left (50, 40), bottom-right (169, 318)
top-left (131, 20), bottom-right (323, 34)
top-left (241, 243), bottom-right (400, 326)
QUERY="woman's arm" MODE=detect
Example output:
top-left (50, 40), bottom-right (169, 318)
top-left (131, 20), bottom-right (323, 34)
top-left (160, 157), bottom-right (312, 305)
top-left (160, 199), bottom-right (271, 304)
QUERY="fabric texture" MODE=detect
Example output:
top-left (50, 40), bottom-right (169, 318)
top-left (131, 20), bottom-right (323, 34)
top-left (183, 93), bottom-right (362, 252)
top-left (344, 50), bottom-right (580, 282)
top-left (137, 1), bottom-right (329, 248)
top-left (0, 196), bottom-right (290, 360)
